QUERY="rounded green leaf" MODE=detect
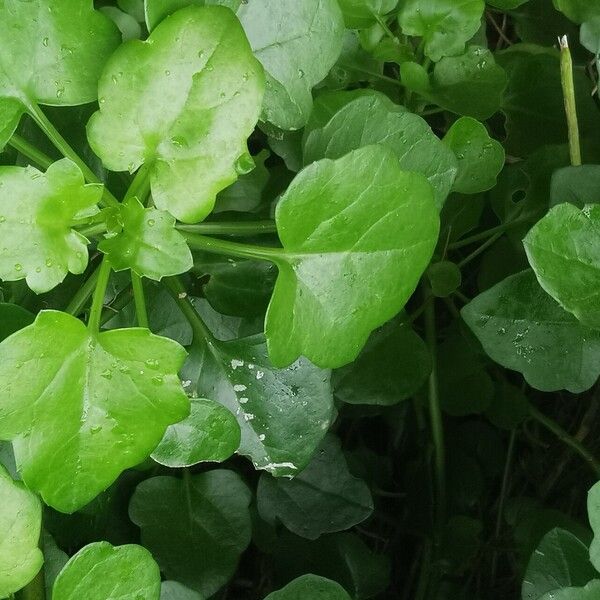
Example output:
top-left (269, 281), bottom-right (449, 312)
top-left (52, 542), bottom-right (161, 600)
top-left (427, 261), bottom-right (462, 297)
top-left (588, 481), bottom-right (600, 572)
top-left (0, 159), bottom-right (102, 293)
top-left (151, 397), bottom-right (241, 467)
top-left (129, 471), bottom-right (252, 597)
top-left (99, 197), bottom-right (193, 280)
top-left (145, 0), bottom-right (242, 31)
top-left (257, 435), bottom-right (373, 540)
top-left (0, 465), bottom-right (43, 598)
top-left (461, 270), bottom-right (600, 393)
top-left (0, 0), bottom-right (120, 149)
top-left (302, 92), bottom-right (458, 209)
top-left (265, 575), bottom-right (352, 600)
top-left (524, 203), bottom-right (600, 330)
top-left (539, 582), bottom-right (600, 600)
top-left (487, 0), bottom-right (530, 7)
top-left (266, 145), bottom-right (440, 369)
top-left (443, 117), bottom-right (505, 194)
top-left (237, 0), bottom-right (345, 130)
top-left (161, 581), bottom-right (205, 600)
top-left (0, 310), bottom-right (189, 512)
top-left (550, 165), bottom-right (600, 208)
top-left (337, 0), bottom-right (398, 28)
top-left (553, 0), bottom-right (600, 23)
top-left (87, 6), bottom-right (264, 223)
top-left (397, 0), bottom-right (485, 62)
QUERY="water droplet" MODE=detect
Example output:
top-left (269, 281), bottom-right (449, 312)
top-left (56, 88), bottom-right (64, 98)
top-left (45, 258), bottom-right (53, 267)
top-left (151, 375), bottom-right (164, 385)
top-left (219, 91), bottom-right (226, 99)
top-left (235, 152), bottom-right (255, 175)
top-left (14, 263), bottom-right (22, 272)
top-left (242, 72), bottom-right (249, 81)
top-left (147, 218), bottom-right (156, 227)
top-left (170, 136), bottom-right (186, 148)
top-left (119, 365), bottom-right (130, 374)
top-left (42, 37), bottom-right (49, 47)
top-left (90, 425), bottom-right (101, 434)
top-left (298, 69), bottom-right (305, 78)
top-left (145, 358), bottom-right (159, 369)
top-left (164, 69), bottom-right (171, 76)
top-left (0, 216), bottom-right (5, 223)
top-left (101, 368), bottom-right (112, 379)
top-left (111, 74), bottom-right (118, 84)
top-left (35, 267), bottom-right (41, 273)
top-left (198, 49), bottom-right (205, 58)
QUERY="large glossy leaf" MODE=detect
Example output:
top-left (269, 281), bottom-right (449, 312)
top-left (0, 465), bottom-right (43, 598)
top-left (397, 0), bottom-right (485, 62)
top-left (337, 0), bottom-right (398, 28)
top-left (0, 159), bottom-right (102, 293)
top-left (183, 320), bottom-right (333, 477)
top-left (550, 166), bottom-right (600, 208)
top-left (522, 529), bottom-right (597, 600)
top-left (553, 0), bottom-right (600, 23)
top-left (237, 0), bottom-right (345, 130)
top-left (0, 0), bottom-right (120, 149)
top-left (524, 203), bottom-right (600, 330)
top-left (302, 92), bottom-right (458, 209)
top-left (87, 6), bottom-right (264, 223)
top-left (462, 270), bottom-right (600, 392)
top-left (265, 145), bottom-right (439, 369)
top-left (265, 575), bottom-right (352, 600)
top-left (257, 435), bottom-right (373, 539)
top-left (52, 542), bottom-right (161, 600)
top-left (129, 471), bottom-right (252, 597)
top-left (588, 481), bottom-right (600, 571)
top-left (144, 0), bottom-right (242, 30)
top-left (0, 310), bottom-right (189, 512)
top-left (99, 197), bottom-right (193, 280)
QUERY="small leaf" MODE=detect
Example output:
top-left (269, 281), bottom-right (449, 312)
top-left (337, 0), bottom-right (398, 28)
top-left (257, 435), bottom-right (374, 540)
top-left (0, 465), bottom-right (43, 598)
top-left (129, 471), bottom-right (252, 597)
top-left (443, 117), bottom-right (505, 194)
top-left (397, 0), bottom-right (485, 62)
top-left (264, 575), bottom-right (352, 600)
top-left (427, 261), bottom-right (462, 297)
top-left (0, 310), bottom-right (189, 512)
top-left (99, 197), bottom-right (193, 280)
top-left (52, 542), bottom-right (161, 600)
top-left (0, 159), bottom-right (102, 293)
top-left (0, 0), bottom-right (120, 149)
top-left (151, 397), bottom-right (241, 467)
top-left (87, 6), bottom-right (264, 223)
top-left (265, 145), bottom-right (439, 369)
top-left (524, 203), bottom-right (600, 330)
top-left (461, 270), bottom-right (600, 393)
top-left (238, 0), bottom-right (345, 130)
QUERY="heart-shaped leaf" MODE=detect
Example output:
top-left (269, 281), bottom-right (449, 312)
top-left (0, 159), bottom-right (102, 293)
top-left (265, 575), bottom-right (352, 600)
top-left (265, 144), bottom-right (439, 369)
top-left (0, 310), bottom-right (189, 512)
top-left (87, 5), bottom-right (264, 223)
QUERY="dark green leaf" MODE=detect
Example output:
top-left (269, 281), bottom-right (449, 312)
top-left (265, 575), bottom-right (352, 600)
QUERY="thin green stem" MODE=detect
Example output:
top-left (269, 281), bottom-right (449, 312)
top-left (183, 231), bottom-right (283, 263)
top-left (124, 163), bottom-right (152, 202)
top-left (87, 257), bottom-right (112, 333)
top-left (8, 134), bottom-right (54, 169)
top-left (177, 220), bottom-right (278, 237)
top-left (64, 263), bottom-right (101, 316)
top-left (373, 12), bottom-right (399, 44)
top-left (26, 103), bottom-right (120, 208)
top-left (448, 217), bottom-right (529, 250)
top-left (559, 35), bottom-right (582, 166)
top-left (131, 272), bottom-right (149, 328)
top-left (529, 404), bottom-right (600, 477)
top-left (77, 222), bottom-right (108, 238)
top-left (338, 61), bottom-right (403, 87)
top-left (457, 231), bottom-right (504, 269)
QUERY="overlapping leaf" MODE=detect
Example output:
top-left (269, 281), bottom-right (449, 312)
top-left (265, 575), bottom-right (352, 600)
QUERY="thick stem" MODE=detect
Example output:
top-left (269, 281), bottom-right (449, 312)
top-left (87, 257), bottom-right (112, 333)
top-left (8, 134), bottom-right (54, 169)
top-left (124, 164), bottom-right (151, 203)
top-left (559, 35), bottom-right (582, 166)
top-left (131, 272), bottom-right (149, 328)
top-left (183, 231), bottom-right (283, 263)
top-left (177, 220), bottom-right (278, 237)
top-left (64, 263), bottom-right (101, 316)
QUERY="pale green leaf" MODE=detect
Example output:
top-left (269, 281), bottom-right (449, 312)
top-left (52, 542), bottom-right (161, 600)
top-left (144, 0), bottom-right (242, 31)
top-left (587, 481), bottom-right (600, 571)
top-left (0, 310), bottom-right (189, 512)
top-left (87, 6), bottom-right (264, 223)
top-left (337, 0), bottom-right (398, 28)
top-left (265, 575), bottom-right (352, 600)
top-left (0, 159), bottom-right (102, 293)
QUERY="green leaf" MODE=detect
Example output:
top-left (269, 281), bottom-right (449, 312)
top-left (0, 310), bottom-right (189, 512)
top-left (257, 435), bottom-right (373, 539)
top-left (337, 0), bottom-right (398, 28)
top-left (487, 0), bottom-right (530, 7)
top-left (129, 471), bottom-right (252, 597)
top-left (522, 528), bottom-right (597, 600)
top-left (52, 542), bottom-right (161, 600)
top-left (302, 92), bottom-right (458, 209)
top-left (144, 0), bottom-right (242, 31)
top-left (100, 6), bottom-right (142, 42)
top-left (183, 321), bottom-right (333, 477)
top-left (87, 6), bottom-right (264, 223)
top-left (587, 481), bottom-right (600, 571)
top-left (427, 261), bottom-right (462, 297)
top-left (461, 270), bottom-right (600, 393)
top-left (265, 575), bottom-right (352, 600)
top-left (161, 581), bottom-right (205, 600)
top-left (99, 197), bottom-right (193, 280)
top-left (265, 145), bottom-right (439, 369)
top-left (581, 18), bottom-right (600, 54)
top-left (42, 532), bottom-right (68, 598)
top-left (237, 0), bottom-right (345, 130)
top-left (539, 582), bottom-right (600, 600)
top-left (0, 465), bottom-right (43, 598)
top-left (485, 381), bottom-right (530, 430)
top-left (0, 159), bottom-right (102, 293)
top-left (442, 117), bottom-right (505, 194)
top-left (524, 203), bottom-right (600, 330)
top-left (151, 397), bottom-right (240, 467)
top-left (0, 303), bottom-right (34, 342)
top-left (333, 318), bottom-right (431, 406)
top-left (553, 0), bottom-right (600, 23)
top-left (397, 0), bottom-right (485, 62)
top-left (550, 166), bottom-right (600, 208)
top-left (0, 0), bottom-right (120, 149)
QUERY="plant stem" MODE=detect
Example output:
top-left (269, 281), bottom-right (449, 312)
top-left (373, 12), bottom-right (399, 44)
top-left (100, 285), bottom-right (133, 325)
top-left (559, 35), bottom-right (582, 166)
top-left (87, 257), bottom-right (112, 333)
top-left (338, 61), bottom-right (403, 87)
top-left (449, 217), bottom-right (529, 250)
top-left (26, 103), bottom-right (120, 208)
top-left (457, 230), bottom-right (504, 269)
top-left (8, 134), bottom-right (54, 169)
top-left (177, 220), bottom-right (278, 237)
top-left (78, 222), bottom-right (108, 238)
top-left (64, 263), bottom-right (101, 316)
top-left (182, 231), bottom-right (283, 263)
top-left (529, 404), bottom-right (600, 476)
top-left (131, 272), bottom-right (149, 328)
top-left (124, 163), bottom-right (152, 202)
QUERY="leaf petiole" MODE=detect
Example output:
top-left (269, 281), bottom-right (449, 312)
top-left (64, 262), bottom-right (101, 317)
top-left (131, 272), bottom-right (149, 328)
top-left (559, 35), bottom-right (582, 166)
top-left (87, 257), bottom-right (112, 333)
top-left (176, 220), bottom-right (277, 237)
top-left (8, 134), bottom-right (54, 170)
